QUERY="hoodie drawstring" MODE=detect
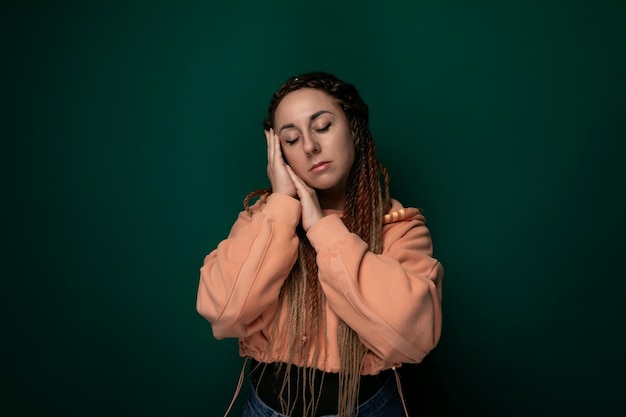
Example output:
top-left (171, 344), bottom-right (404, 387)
top-left (223, 357), bottom-right (249, 417)
top-left (393, 366), bottom-right (410, 417)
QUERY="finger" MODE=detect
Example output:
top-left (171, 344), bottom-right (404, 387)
top-left (285, 165), bottom-right (308, 196)
top-left (284, 165), bottom-right (299, 194)
top-left (286, 166), bottom-right (322, 231)
top-left (285, 164), bottom-right (299, 183)
top-left (265, 130), bottom-right (270, 166)
top-left (273, 131), bottom-right (284, 167)
top-left (266, 128), bottom-right (274, 165)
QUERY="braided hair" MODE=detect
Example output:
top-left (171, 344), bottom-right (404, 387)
top-left (244, 72), bottom-right (391, 417)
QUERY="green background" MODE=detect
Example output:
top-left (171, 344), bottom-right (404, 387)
top-left (3, 1), bottom-right (625, 416)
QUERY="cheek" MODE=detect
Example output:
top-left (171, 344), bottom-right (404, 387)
top-left (280, 145), bottom-right (295, 163)
top-left (282, 149), bottom-right (302, 170)
top-left (342, 137), bottom-right (356, 165)
top-left (345, 151), bottom-right (356, 173)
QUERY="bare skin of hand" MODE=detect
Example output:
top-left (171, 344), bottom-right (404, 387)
top-left (286, 165), bottom-right (323, 232)
top-left (265, 128), bottom-right (296, 197)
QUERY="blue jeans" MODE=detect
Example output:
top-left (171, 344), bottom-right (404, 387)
top-left (242, 373), bottom-right (406, 417)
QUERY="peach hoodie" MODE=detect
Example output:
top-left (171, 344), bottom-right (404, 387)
top-left (196, 193), bottom-right (443, 375)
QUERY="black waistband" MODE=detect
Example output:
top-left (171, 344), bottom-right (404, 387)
top-left (249, 359), bottom-right (391, 417)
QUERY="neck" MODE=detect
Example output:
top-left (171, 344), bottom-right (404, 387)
top-left (317, 187), bottom-right (347, 211)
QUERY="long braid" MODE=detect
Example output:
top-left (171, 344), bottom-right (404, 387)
top-left (244, 72), bottom-right (391, 417)
top-left (335, 118), bottom-right (389, 416)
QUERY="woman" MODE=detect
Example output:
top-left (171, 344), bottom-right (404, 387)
top-left (197, 72), bottom-right (443, 417)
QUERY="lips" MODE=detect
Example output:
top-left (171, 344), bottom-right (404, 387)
top-left (310, 161), bottom-right (331, 172)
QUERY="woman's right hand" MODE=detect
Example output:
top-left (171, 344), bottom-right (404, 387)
top-left (266, 128), bottom-right (297, 197)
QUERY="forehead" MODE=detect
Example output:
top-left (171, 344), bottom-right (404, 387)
top-left (274, 88), bottom-right (342, 122)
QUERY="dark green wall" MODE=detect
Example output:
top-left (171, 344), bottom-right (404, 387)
top-left (3, 1), bottom-right (625, 416)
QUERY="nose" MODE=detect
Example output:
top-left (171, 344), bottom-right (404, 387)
top-left (302, 133), bottom-right (320, 155)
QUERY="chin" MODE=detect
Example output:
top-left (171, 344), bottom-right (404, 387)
top-left (308, 181), bottom-right (336, 191)
top-left (313, 183), bottom-right (345, 194)
top-left (305, 174), bottom-right (347, 192)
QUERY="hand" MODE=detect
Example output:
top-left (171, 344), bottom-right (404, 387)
top-left (285, 165), bottom-right (323, 231)
top-left (266, 128), bottom-right (296, 197)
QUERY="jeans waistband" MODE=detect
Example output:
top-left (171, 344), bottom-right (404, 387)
top-left (244, 369), bottom-right (403, 417)
top-left (249, 360), bottom-right (392, 416)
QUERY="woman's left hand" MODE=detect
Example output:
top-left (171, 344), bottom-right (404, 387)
top-left (285, 165), bottom-right (323, 231)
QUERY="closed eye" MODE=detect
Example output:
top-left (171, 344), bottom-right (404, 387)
top-left (285, 137), bottom-right (299, 145)
top-left (315, 123), bottom-right (331, 133)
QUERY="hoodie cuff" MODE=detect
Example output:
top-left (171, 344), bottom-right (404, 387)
top-left (263, 193), bottom-right (302, 229)
top-left (307, 214), bottom-right (351, 252)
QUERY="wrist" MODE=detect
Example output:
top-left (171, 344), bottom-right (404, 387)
top-left (272, 190), bottom-right (297, 198)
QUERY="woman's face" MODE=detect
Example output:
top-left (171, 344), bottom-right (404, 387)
top-left (273, 88), bottom-right (355, 197)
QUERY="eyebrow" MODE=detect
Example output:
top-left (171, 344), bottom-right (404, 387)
top-left (278, 110), bottom-right (333, 133)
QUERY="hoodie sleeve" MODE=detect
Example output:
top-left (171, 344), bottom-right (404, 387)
top-left (196, 193), bottom-right (301, 339)
top-left (306, 203), bottom-right (443, 364)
